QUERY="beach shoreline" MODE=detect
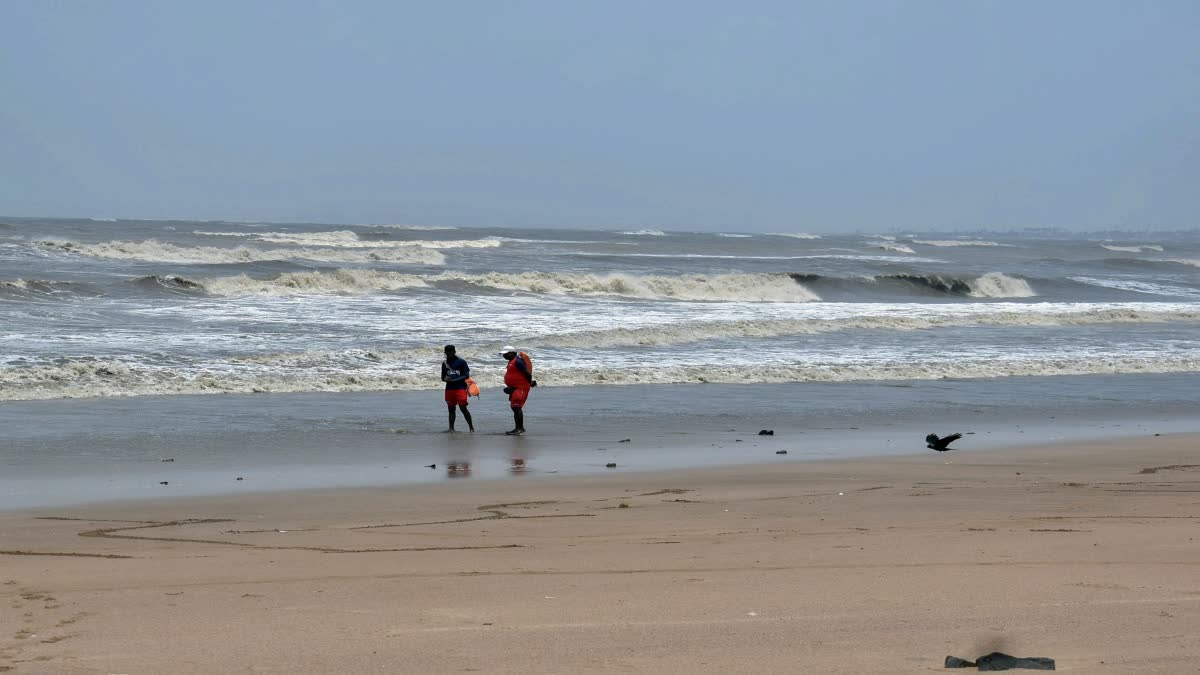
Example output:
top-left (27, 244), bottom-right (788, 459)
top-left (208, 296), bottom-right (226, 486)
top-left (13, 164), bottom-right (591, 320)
top-left (3, 432), bottom-right (1199, 672)
top-left (4, 374), bottom-right (1198, 511)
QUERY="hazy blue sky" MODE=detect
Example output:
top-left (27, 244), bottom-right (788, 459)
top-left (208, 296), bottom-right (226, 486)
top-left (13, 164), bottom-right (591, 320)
top-left (1, 1), bottom-right (1197, 231)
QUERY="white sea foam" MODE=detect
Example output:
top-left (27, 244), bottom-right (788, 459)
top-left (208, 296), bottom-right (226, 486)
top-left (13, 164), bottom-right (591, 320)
top-left (37, 239), bottom-right (446, 265)
top-left (456, 272), bottom-right (821, 302)
top-left (1100, 244), bottom-right (1164, 253)
top-left (366, 224), bottom-right (459, 230)
top-left (193, 230), bottom-right (259, 238)
top-left (768, 233), bottom-right (822, 239)
top-left (484, 236), bottom-right (633, 245)
top-left (967, 273), bottom-right (1036, 298)
top-left (619, 229), bottom-right (667, 236)
top-left (912, 239), bottom-right (1010, 247)
top-left (873, 243), bottom-right (916, 254)
top-left (531, 306), bottom-right (1197, 349)
top-left (169, 269), bottom-right (1032, 301)
top-left (1070, 276), bottom-right (1200, 299)
top-left (1167, 258), bottom-right (1199, 267)
top-left (570, 252), bottom-right (946, 263)
top-left (5, 349), bottom-right (1198, 401)
top-left (202, 270), bottom-right (431, 296)
top-left (196, 230), bottom-right (500, 249)
top-left (716, 233), bottom-right (752, 238)
top-left (257, 232), bottom-right (500, 249)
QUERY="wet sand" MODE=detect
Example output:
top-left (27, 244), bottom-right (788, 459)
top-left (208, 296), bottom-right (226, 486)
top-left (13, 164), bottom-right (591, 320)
top-left (2, 433), bottom-right (1200, 673)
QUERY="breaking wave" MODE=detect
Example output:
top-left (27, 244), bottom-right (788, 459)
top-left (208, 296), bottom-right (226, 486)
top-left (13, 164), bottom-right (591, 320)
top-left (964, 272), bottom-right (1036, 298)
top-left (201, 270), bottom-right (430, 296)
top-left (768, 233), bottom-right (822, 239)
top-left (130, 275), bottom-right (206, 294)
top-left (1100, 244), bottom-right (1164, 253)
top-left (619, 229), bottom-right (667, 236)
top-left (0, 279), bottom-right (89, 298)
top-left (912, 239), bottom-right (1010, 247)
top-left (454, 272), bottom-right (821, 302)
top-left (193, 230), bottom-right (501, 249)
top-left (37, 239), bottom-right (446, 265)
top-left (865, 273), bottom-right (1034, 298)
top-left (532, 306), bottom-right (1200, 348)
top-left (716, 233), bottom-right (752, 238)
top-left (367, 224), bottom-right (458, 230)
top-left (873, 242), bottom-right (916, 254)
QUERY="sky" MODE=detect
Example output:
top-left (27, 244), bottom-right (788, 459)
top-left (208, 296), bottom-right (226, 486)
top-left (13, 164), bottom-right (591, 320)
top-left (1, 1), bottom-right (1197, 231)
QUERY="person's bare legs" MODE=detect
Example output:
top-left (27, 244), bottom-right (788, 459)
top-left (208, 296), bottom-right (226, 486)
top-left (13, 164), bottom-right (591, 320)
top-left (446, 402), bottom-right (457, 432)
top-left (458, 404), bottom-right (474, 432)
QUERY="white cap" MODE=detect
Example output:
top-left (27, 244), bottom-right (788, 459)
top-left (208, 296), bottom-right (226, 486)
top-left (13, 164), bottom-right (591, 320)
top-left (499, 345), bottom-right (517, 355)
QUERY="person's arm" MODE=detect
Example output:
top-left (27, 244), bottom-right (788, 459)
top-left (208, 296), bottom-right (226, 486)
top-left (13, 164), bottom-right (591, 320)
top-left (446, 359), bottom-right (470, 383)
top-left (441, 361), bottom-right (450, 382)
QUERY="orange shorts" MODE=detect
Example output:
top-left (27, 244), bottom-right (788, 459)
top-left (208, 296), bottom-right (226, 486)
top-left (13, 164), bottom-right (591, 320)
top-left (445, 389), bottom-right (468, 406)
top-left (508, 386), bottom-right (530, 409)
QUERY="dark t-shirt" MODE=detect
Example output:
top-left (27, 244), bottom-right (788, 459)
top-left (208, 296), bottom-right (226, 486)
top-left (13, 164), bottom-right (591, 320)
top-left (441, 357), bottom-right (470, 390)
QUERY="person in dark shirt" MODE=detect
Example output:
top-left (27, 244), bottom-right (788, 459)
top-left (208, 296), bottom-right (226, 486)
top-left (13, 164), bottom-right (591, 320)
top-left (441, 344), bottom-right (474, 432)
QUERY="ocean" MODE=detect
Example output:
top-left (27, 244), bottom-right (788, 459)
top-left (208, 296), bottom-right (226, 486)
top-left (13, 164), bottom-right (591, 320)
top-left (2, 217), bottom-right (1198, 399)
top-left (2, 217), bottom-right (1198, 508)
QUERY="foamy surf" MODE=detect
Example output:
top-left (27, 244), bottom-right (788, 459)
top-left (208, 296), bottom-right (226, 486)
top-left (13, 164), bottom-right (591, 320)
top-left (37, 239), bottom-right (447, 265)
top-left (194, 230), bottom-right (501, 249)
top-left (1100, 244), bottom-right (1164, 253)
top-left (201, 270), bottom-right (432, 296)
top-left (1070, 276), bottom-right (1200, 299)
top-left (5, 350), bottom-right (1198, 401)
top-left (873, 242), bottom-right (916, 254)
top-left (454, 271), bottom-right (821, 302)
top-left (966, 273), bottom-right (1036, 298)
top-left (366, 224), bottom-right (459, 230)
top-left (531, 305), bottom-right (1200, 348)
top-left (134, 269), bottom-right (1034, 301)
top-left (912, 239), bottom-right (1010, 247)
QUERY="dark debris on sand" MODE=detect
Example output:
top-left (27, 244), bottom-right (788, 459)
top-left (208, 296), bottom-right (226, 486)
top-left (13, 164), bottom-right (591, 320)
top-left (946, 652), bottom-right (1055, 670)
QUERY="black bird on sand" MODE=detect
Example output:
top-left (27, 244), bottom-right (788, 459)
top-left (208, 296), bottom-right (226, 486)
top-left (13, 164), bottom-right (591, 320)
top-left (926, 433), bottom-right (962, 451)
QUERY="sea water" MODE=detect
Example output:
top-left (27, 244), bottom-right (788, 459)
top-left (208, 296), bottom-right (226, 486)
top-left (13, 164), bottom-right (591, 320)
top-left (1, 217), bottom-right (1197, 507)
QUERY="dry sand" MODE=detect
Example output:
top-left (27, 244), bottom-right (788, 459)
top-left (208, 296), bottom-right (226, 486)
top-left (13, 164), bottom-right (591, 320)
top-left (2, 434), bottom-right (1199, 673)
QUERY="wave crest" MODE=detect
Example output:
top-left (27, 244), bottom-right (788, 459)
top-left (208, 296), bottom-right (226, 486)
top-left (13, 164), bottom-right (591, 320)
top-left (533, 306), bottom-right (1198, 348)
top-left (875, 273), bottom-right (1034, 298)
top-left (194, 230), bottom-right (500, 249)
top-left (912, 239), bottom-right (1009, 247)
top-left (458, 272), bottom-right (821, 302)
top-left (203, 270), bottom-right (430, 296)
top-left (1100, 244), bottom-right (1164, 253)
top-left (37, 239), bottom-right (446, 265)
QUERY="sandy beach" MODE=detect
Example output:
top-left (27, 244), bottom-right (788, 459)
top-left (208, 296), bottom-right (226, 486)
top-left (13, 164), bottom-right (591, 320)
top-left (3, 433), bottom-right (1198, 673)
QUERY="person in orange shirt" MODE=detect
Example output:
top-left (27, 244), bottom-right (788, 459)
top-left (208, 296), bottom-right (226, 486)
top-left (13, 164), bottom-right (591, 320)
top-left (499, 346), bottom-right (536, 435)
